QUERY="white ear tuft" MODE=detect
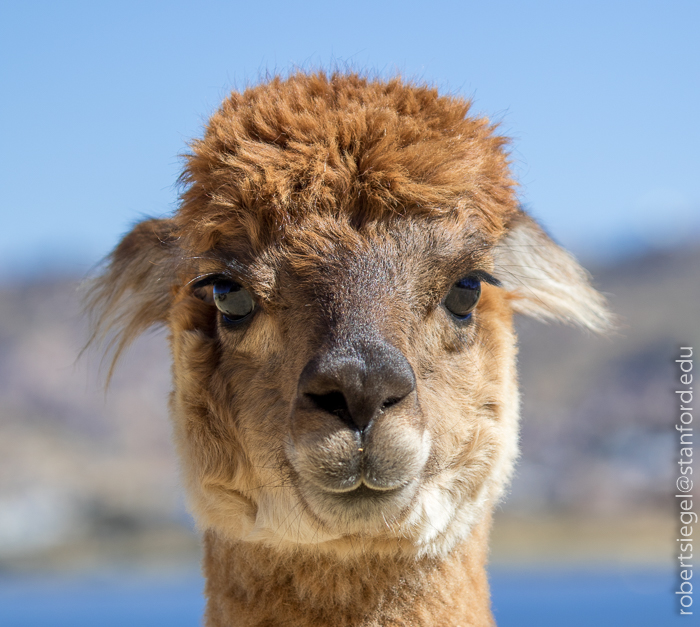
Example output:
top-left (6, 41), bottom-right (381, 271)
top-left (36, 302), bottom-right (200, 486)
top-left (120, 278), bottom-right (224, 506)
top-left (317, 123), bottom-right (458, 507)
top-left (493, 213), bottom-right (613, 333)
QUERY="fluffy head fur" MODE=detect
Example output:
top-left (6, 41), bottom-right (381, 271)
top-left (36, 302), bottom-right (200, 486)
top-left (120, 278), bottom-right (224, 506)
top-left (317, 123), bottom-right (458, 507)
top-left (176, 72), bottom-right (517, 255)
top-left (88, 71), bottom-right (611, 626)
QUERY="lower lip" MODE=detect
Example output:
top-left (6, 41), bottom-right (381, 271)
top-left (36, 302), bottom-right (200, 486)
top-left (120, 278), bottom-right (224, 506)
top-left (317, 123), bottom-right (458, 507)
top-left (328, 483), bottom-right (405, 502)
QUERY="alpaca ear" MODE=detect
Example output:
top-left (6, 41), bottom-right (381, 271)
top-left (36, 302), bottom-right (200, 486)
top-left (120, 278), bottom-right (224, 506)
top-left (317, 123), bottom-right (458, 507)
top-left (85, 218), bottom-right (180, 376)
top-left (492, 212), bottom-right (613, 332)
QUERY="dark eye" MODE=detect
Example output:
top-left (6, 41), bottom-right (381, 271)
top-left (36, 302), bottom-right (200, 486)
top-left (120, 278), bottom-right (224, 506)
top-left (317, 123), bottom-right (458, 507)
top-left (444, 276), bottom-right (481, 320)
top-left (213, 280), bottom-right (255, 324)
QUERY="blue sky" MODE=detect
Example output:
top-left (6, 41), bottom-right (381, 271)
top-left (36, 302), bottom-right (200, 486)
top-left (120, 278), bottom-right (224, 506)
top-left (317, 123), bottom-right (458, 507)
top-left (1, 0), bottom-right (698, 279)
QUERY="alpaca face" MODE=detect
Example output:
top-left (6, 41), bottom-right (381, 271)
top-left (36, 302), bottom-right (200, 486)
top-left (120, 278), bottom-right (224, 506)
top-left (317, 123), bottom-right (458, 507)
top-left (90, 72), bottom-right (610, 559)
top-left (167, 215), bottom-right (519, 556)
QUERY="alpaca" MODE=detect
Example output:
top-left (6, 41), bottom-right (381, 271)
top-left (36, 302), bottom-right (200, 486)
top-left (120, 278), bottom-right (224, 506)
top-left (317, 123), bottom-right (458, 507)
top-left (89, 72), bottom-right (611, 626)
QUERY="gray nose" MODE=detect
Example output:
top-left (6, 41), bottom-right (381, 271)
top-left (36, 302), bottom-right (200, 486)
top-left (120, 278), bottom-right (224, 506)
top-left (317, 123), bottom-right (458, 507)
top-left (298, 340), bottom-right (416, 432)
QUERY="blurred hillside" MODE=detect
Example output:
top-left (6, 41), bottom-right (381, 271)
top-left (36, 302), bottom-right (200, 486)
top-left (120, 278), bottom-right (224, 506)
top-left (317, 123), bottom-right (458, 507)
top-left (511, 245), bottom-right (700, 515)
top-left (0, 242), bottom-right (698, 570)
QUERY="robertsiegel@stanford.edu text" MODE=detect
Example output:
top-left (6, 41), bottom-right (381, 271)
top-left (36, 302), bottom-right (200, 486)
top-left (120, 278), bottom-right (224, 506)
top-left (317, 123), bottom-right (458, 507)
top-left (676, 346), bottom-right (694, 615)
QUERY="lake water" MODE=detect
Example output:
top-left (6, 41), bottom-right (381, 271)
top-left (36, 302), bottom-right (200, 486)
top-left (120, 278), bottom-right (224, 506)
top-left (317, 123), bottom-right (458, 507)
top-left (0, 569), bottom-right (692, 626)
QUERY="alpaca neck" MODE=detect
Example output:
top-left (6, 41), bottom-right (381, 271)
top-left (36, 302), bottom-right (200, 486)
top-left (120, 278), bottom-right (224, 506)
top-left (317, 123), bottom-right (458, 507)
top-left (202, 516), bottom-right (494, 627)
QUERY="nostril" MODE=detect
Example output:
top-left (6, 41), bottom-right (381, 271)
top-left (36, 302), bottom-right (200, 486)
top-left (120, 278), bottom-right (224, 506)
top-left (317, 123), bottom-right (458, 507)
top-left (306, 391), bottom-right (350, 419)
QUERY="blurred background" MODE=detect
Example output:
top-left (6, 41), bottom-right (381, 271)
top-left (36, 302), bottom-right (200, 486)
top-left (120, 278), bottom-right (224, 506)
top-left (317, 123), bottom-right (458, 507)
top-left (1, 1), bottom-right (698, 625)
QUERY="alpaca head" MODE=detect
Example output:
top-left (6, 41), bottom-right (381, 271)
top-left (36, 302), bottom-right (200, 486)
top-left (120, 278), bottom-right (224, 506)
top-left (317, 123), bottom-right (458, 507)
top-left (90, 72), bottom-right (611, 559)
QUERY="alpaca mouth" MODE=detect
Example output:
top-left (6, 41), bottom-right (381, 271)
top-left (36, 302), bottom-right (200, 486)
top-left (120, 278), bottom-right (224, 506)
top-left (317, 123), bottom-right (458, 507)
top-left (315, 470), bottom-right (413, 494)
top-left (329, 482), bottom-right (407, 502)
top-left (297, 471), bottom-right (419, 532)
top-left (286, 425), bottom-right (430, 531)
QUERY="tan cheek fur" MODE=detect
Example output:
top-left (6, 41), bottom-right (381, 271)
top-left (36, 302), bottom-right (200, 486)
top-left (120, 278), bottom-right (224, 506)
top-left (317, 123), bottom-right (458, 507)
top-left (398, 285), bottom-right (519, 555)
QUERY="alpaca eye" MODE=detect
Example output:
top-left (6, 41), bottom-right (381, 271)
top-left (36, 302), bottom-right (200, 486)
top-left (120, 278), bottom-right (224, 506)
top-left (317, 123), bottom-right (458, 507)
top-left (213, 280), bottom-right (255, 323)
top-left (444, 276), bottom-right (481, 320)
